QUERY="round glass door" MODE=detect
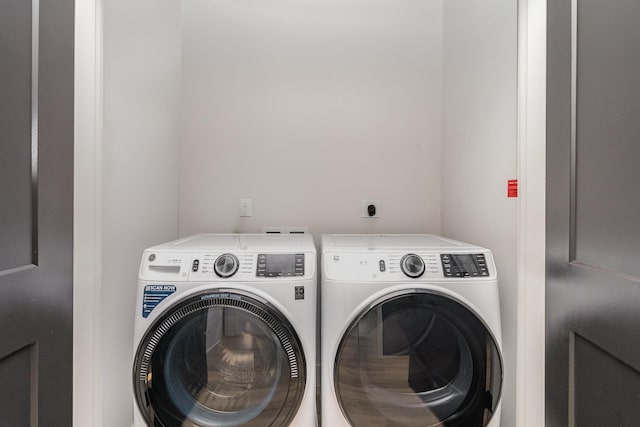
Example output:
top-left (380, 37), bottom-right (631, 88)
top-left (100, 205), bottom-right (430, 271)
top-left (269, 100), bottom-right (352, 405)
top-left (334, 290), bottom-right (502, 427)
top-left (133, 290), bottom-right (306, 427)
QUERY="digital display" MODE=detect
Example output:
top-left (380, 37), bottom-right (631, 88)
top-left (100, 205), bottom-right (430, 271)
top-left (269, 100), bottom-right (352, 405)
top-left (257, 254), bottom-right (305, 277)
top-left (453, 254), bottom-right (479, 274)
top-left (441, 253), bottom-right (489, 278)
top-left (266, 255), bottom-right (296, 275)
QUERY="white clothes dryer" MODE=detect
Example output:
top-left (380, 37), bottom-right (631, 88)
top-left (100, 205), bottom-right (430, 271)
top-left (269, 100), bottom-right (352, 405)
top-left (321, 234), bottom-right (503, 427)
top-left (132, 234), bottom-right (317, 427)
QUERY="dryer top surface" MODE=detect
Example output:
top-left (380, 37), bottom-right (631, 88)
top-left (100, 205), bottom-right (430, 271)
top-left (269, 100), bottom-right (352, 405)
top-left (321, 234), bottom-right (486, 252)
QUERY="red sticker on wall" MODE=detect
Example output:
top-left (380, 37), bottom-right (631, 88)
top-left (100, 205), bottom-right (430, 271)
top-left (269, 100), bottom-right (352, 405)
top-left (508, 179), bottom-right (518, 198)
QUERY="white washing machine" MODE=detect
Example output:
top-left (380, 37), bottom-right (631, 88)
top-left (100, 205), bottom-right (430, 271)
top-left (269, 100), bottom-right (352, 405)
top-left (132, 233), bottom-right (317, 427)
top-left (321, 234), bottom-right (503, 427)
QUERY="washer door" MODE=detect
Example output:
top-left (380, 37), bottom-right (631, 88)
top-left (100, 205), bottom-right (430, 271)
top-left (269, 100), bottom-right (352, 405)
top-left (334, 290), bottom-right (502, 427)
top-left (133, 290), bottom-right (306, 427)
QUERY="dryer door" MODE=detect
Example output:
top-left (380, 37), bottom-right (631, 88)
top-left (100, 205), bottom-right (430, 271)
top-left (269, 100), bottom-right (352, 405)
top-left (133, 290), bottom-right (306, 427)
top-left (334, 290), bottom-right (502, 427)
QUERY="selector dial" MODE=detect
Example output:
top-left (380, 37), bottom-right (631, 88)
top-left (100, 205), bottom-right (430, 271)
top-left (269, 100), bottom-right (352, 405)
top-left (400, 254), bottom-right (425, 278)
top-left (214, 253), bottom-right (239, 278)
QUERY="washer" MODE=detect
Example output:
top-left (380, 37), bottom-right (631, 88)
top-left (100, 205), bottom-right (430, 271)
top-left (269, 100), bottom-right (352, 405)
top-left (321, 234), bottom-right (503, 427)
top-left (132, 233), bottom-right (317, 427)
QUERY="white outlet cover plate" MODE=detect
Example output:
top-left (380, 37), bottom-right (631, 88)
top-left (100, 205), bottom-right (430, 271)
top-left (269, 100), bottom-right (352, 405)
top-left (240, 198), bottom-right (252, 217)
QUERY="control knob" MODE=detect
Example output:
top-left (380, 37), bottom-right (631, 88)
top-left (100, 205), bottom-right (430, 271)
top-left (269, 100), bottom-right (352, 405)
top-left (214, 253), bottom-right (239, 278)
top-left (400, 254), bottom-right (425, 278)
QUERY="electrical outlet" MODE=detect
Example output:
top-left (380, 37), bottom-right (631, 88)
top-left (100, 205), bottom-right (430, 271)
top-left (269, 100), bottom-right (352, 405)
top-left (361, 200), bottom-right (380, 218)
top-left (240, 199), bottom-right (252, 217)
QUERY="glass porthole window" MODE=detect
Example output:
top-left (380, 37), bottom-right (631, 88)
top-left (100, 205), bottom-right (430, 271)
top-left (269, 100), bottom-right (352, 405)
top-left (133, 290), bottom-right (306, 427)
top-left (334, 290), bottom-right (502, 427)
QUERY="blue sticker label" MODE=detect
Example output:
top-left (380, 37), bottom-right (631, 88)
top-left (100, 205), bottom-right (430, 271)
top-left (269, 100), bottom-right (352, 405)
top-left (142, 285), bottom-right (176, 318)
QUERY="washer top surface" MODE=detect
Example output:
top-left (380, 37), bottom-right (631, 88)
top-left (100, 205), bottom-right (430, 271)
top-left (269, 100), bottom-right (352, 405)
top-left (322, 234), bottom-right (482, 252)
top-left (147, 233), bottom-right (315, 252)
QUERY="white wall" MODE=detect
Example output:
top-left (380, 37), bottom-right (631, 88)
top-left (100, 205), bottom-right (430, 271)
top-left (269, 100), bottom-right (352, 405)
top-left (179, 0), bottom-right (443, 237)
top-left (81, 1), bottom-right (523, 425)
top-left (442, 1), bottom-right (518, 426)
top-left (100, 1), bottom-right (181, 426)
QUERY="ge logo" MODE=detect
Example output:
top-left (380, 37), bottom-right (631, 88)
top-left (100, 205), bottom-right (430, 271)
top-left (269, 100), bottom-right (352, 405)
top-left (295, 286), bottom-right (305, 300)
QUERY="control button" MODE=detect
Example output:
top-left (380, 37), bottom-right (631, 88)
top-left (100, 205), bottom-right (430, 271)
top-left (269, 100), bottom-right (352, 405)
top-left (333, 255), bottom-right (340, 261)
top-left (214, 253), bottom-right (239, 278)
top-left (379, 260), bottom-right (386, 272)
top-left (148, 253), bottom-right (156, 262)
top-left (400, 254), bottom-right (425, 278)
top-left (192, 259), bottom-right (200, 272)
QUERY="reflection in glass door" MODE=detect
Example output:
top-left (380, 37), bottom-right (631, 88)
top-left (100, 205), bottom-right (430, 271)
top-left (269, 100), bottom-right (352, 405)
top-left (334, 291), bottom-right (502, 427)
top-left (133, 291), bottom-right (306, 427)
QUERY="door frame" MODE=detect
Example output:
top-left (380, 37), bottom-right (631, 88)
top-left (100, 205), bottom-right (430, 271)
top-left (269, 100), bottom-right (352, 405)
top-left (74, 0), bottom-right (103, 425)
top-left (515, 0), bottom-right (546, 426)
top-left (73, 0), bottom-right (548, 426)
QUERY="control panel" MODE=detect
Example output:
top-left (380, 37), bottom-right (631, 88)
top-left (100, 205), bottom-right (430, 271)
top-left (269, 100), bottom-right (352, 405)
top-left (323, 251), bottom-right (494, 281)
top-left (141, 251), bottom-right (312, 281)
top-left (440, 254), bottom-right (489, 277)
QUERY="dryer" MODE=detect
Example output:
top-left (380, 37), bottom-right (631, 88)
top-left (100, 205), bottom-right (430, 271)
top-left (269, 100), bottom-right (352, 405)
top-left (321, 234), bottom-right (503, 427)
top-left (132, 233), bottom-right (317, 427)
